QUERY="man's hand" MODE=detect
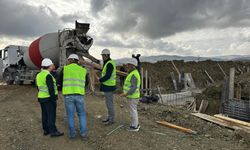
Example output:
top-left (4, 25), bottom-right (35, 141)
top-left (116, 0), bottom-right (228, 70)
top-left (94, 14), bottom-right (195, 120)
top-left (78, 59), bottom-right (84, 65)
top-left (93, 71), bottom-right (100, 80)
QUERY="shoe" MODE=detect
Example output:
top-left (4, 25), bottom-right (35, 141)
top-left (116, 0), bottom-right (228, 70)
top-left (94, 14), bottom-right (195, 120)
top-left (69, 135), bottom-right (76, 140)
top-left (127, 125), bottom-right (140, 132)
top-left (50, 131), bottom-right (64, 137)
top-left (104, 121), bottom-right (114, 126)
top-left (69, 135), bottom-right (76, 139)
top-left (80, 133), bottom-right (88, 139)
top-left (43, 131), bottom-right (50, 136)
top-left (102, 118), bottom-right (110, 123)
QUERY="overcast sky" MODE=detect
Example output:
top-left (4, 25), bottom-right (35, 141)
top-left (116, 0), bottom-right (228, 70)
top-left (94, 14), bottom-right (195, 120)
top-left (0, 0), bottom-right (250, 59)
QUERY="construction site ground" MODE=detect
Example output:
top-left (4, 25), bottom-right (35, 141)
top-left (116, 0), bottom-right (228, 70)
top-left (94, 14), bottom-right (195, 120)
top-left (0, 85), bottom-right (249, 150)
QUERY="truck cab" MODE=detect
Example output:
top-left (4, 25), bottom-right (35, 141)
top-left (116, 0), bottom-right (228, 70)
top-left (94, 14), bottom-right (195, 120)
top-left (0, 45), bottom-right (28, 84)
top-left (1, 45), bottom-right (26, 68)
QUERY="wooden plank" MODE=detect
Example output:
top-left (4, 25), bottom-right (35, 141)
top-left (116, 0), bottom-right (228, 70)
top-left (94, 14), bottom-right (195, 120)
top-left (204, 70), bottom-right (214, 83)
top-left (171, 61), bottom-right (180, 75)
top-left (187, 100), bottom-right (195, 111)
top-left (198, 100), bottom-right (208, 113)
top-left (191, 113), bottom-right (250, 133)
top-left (214, 114), bottom-right (250, 128)
top-left (170, 72), bottom-right (178, 91)
top-left (157, 85), bottom-right (164, 104)
top-left (187, 100), bottom-right (197, 112)
top-left (156, 121), bottom-right (197, 134)
top-left (217, 63), bottom-right (227, 77)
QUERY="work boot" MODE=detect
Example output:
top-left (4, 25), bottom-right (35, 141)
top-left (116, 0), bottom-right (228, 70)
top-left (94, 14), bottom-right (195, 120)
top-left (50, 131), bottom-right (64, 137)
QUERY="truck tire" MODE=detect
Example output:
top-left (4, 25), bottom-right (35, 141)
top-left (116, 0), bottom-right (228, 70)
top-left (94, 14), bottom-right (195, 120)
top-left (3, 70), bottom-right (14, 85)
top-left (15, 80), bottom-right (24, 85)
top-left (14, 73), bottom-right (23, 85)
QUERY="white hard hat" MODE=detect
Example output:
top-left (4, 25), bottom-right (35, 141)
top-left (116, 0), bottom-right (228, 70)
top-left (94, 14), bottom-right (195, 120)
top-left (68, 54), bottom-right (79, 60)
top-left (101, 49), bottom-right (111, 55)
top-left (41, 58), bottom-right (53, 67)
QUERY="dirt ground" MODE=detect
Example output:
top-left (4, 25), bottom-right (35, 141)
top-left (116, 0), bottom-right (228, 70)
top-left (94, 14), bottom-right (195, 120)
top-left (0, 85), bottom-right (249, 150)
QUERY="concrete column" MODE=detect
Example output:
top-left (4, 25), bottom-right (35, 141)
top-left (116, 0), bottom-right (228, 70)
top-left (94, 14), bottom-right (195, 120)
top-left (229, 68), bottom-right (235, 99)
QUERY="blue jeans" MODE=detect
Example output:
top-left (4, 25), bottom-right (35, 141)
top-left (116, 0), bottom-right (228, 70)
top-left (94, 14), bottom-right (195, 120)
top-left (64, 95), bottom-right (87, 137)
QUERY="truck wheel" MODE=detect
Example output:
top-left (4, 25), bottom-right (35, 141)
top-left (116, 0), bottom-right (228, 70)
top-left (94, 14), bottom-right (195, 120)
top-left (15, 80), bottom-right (24, 85)
top-left (3, 70), bottom-right (14, 85)
top-left (14, 74), bottom-right (23, 85)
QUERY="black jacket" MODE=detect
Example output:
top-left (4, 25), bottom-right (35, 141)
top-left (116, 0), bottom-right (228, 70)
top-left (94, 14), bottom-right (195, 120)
top-left (99, 58), bottom-right (116, 92)
top-left (37, 74), bottom-right (57, 103)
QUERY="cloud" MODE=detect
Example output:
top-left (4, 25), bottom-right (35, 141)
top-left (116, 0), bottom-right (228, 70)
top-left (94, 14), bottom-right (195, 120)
top-left (0, 0), bottom-right (60, 38)
top-left (91, 0), bottom-right (250, 39)
top-left (90, 0), bottom-right (109, 16)
top-left (61, 14), bottom-right (81, 23)
top-left (60, 13), bottom-right (91, 23)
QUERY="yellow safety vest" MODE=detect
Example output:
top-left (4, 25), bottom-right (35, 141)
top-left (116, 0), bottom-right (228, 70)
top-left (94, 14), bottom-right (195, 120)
top-left (101, 60), bottom-right (116, 86)
top-left (36, 70), bottom-right (58, 98)
top-left (123, 69), bottom-right (141, 99)
top-left (62, 63), bottom-right (87, 95)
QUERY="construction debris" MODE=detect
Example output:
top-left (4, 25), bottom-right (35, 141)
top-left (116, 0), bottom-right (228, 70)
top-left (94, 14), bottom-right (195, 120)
top-left (157, 85), bottom-right (164, 104)
top-left (156, 121), bottom-right (197, 134)
top-left (187, 99), bottom-right (197, 112)
top-left (191, 113), bottom-right (250, 133)
top-left (204, 70), bottom-right (215, 84)
top-left (170, 72), bottom-right (178, 91)
top-left (198, 100), bottom-right (208, 113)
top-left (106, 125), bottom-right (124, 136)
top-left (217, 63), bottom-right (227, 77)
top-left (214, 114), bottom-right (250, 128)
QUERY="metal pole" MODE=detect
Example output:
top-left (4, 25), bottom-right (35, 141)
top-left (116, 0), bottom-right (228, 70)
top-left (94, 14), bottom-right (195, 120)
top-left (149, 77), bottom-right (152, 95)
top-left (145, 70), bottom-right (148, 95)
top-left (141, 67), bottom-right (144, 91)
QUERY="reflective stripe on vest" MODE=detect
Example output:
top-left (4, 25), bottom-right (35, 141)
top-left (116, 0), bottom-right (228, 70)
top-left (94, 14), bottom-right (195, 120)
top-left (101, 60), bottom-right (116, 86)
top-left (62, 63), bottom-right (87, 95)
top-left (36, 70), bottom-right (58, 98)
top-left (123, 69), bottom-right (141, 99)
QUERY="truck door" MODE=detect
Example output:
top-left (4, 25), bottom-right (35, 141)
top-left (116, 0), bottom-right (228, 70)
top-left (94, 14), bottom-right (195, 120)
top-left (0, 49), bottom-right (2, 59)
top-left (0, 50), bottom-right (3, 78)
top-left (2, 48), bottom-right (9, 68)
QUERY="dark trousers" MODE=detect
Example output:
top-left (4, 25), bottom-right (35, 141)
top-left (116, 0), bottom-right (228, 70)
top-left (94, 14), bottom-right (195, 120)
top-left (40, 100), bottom-right (58, 134)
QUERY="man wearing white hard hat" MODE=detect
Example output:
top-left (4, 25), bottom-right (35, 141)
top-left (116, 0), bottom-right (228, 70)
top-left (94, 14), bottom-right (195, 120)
top-left (95, 49), bottom-right (116, 125)
top-left (120, 59), bottom-right (141, 131)
top-left (58, 54), bottom-right (88, 139)
top-left (36, 58), bottom-right (64, 137)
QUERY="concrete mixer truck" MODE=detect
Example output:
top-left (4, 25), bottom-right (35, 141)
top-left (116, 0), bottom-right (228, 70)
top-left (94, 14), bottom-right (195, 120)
top-left (0, 21), bottom-right (100, 85)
